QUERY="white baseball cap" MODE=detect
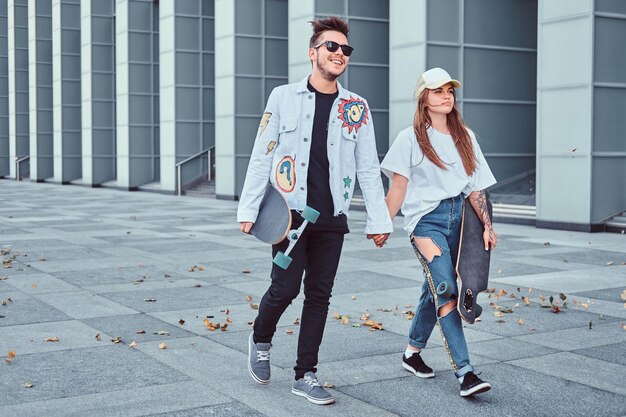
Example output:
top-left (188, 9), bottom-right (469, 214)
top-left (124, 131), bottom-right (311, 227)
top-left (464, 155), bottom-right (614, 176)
top-left (415, 67), bottom-right (461, 97)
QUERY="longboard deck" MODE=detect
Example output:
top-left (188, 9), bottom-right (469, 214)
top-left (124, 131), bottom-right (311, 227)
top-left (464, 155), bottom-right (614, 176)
top-left (455, 198), bottom-right (492, 324)
top-left (250, 184), bottom-right (291, 245)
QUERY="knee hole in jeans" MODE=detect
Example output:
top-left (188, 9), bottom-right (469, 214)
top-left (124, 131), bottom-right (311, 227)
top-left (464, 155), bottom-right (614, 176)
top-left (413, 237), bottom-right (443, 263)
top-left (438, 300), bottom-right (457, 318)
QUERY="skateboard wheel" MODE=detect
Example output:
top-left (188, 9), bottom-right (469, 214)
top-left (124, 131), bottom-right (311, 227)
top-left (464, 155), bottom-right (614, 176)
top-left (273, 252), bottom-right (292, 269)
top-left (436, 282), bottom-right (454, 298)
top-left (474, 304), bottom-right (483, 318)
top-left (302, 206), bottom-right (320, 224)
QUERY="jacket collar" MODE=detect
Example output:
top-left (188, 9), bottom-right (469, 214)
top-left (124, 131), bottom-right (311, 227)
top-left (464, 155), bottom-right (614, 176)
top-left (297, 75), bottom-right (351, 100)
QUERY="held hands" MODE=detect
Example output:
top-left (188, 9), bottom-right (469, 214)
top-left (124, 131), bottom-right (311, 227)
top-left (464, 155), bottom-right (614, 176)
top-left (483, 225), bottom-right (497, 251)
top-left (240, 222), bottom-right (254, 234)
top-left (367, 233), bottom-right (390, 248)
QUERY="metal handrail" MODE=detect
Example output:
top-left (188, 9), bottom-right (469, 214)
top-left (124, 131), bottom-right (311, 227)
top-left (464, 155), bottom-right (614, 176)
top-left (15, 155), bottom-right (30, 181)
top-left (175, 146), bottom-right (214, 196)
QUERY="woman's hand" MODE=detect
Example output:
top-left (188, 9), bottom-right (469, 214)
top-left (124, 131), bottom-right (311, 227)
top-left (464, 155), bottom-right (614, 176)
top-left (483, 224), bottom-right (496, 251)
top-left (240, 222), bottom-right (254, 234)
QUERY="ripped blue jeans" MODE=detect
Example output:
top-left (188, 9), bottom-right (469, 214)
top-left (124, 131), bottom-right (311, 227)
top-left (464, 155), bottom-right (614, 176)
top-left (408, 194), bottom-right (473, 379)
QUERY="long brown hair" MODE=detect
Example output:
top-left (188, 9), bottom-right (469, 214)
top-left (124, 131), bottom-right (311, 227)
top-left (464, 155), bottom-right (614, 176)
top-left (414, 88), bottom-right (477, 175)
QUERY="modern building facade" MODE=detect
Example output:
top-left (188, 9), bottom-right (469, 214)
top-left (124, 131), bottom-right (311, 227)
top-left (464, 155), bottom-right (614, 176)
top-left (0, 0), bottom-right (624, 232)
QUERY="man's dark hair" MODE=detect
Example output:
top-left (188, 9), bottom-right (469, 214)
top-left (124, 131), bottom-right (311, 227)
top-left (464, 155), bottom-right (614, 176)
top-left (309, 16), bottom-right (349, 47)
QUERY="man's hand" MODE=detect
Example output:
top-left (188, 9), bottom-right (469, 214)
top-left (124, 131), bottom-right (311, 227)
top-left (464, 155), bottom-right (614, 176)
top-left (483, 225), bottom-right (497, 251)
top-left (367, 233), bottom-right (390, 248)
top-left (240, 222), bottom-right (254, 234)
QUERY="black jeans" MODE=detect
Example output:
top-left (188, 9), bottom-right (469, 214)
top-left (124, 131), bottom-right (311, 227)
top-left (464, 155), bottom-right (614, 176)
top-left (253, 229), bottom-right (344, 379)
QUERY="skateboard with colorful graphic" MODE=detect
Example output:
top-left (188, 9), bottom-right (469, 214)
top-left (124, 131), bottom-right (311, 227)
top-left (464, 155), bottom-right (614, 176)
top-left (250, 183), bottom-right (319, 269)
top-left (436, 198), bottom-right (492, 324)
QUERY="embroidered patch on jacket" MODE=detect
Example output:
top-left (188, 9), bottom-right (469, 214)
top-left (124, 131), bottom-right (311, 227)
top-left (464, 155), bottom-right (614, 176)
top-left (266, 141), bottom-right (277, 155)
top-left (275, 156), bottom-right (296, 193)
top-left (337, 97), bottom-right (369, 134)
top-left (343, 176), bottom-right (352, 189)
top-left (259, 112), bottom-right (272, 136)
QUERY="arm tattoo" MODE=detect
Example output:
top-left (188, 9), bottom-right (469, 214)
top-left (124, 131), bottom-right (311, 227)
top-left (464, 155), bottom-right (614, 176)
top-left (471, 190), bottom-right (492, 232)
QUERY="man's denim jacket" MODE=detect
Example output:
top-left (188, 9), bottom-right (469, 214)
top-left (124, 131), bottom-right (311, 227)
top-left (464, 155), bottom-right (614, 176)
top-left (237, 76), bottom-right (393, 235)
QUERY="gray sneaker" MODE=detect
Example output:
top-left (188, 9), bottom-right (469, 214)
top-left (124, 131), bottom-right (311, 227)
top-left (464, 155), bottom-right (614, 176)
top-left (248, 333), bottom-right (271, 384)
top-left (291, 372), bottom-right (335, 405)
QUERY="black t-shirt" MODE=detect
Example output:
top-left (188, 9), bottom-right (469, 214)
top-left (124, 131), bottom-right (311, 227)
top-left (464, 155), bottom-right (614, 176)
top-left (292, 82), bottom-right (348, 233)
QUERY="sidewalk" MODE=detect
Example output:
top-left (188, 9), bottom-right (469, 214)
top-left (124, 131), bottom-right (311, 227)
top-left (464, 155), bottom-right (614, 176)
top-left (1, 180), bottom-right (625, 417)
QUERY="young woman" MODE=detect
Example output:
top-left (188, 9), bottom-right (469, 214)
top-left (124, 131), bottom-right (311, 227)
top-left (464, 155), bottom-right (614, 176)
top-left (380, 67), bottom-right (497, 397)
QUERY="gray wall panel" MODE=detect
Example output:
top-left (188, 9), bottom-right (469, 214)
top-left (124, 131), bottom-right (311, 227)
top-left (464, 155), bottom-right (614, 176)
top-left (0, 0), bottom-right (7, 176)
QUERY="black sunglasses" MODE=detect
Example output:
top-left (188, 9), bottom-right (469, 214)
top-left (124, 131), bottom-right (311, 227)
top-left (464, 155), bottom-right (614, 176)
top-left (313, 40), bottom-right (354, 57)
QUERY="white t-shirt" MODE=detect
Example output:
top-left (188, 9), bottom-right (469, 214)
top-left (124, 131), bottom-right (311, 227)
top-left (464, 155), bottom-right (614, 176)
top-left (381, 126), bottom-right (497, 235)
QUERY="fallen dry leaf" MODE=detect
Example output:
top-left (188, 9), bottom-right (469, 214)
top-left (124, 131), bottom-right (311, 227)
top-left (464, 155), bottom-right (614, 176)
top-left (517, 319), bottom-right (524, 325)
top-left (607, 262), bottom-right (614, 266)
top-left (31, 283), bottom-right (37, 289)
top-left (226, 317), bottom-right (232, 324)
top-left (45, 336), bottom-right (60, 342)
top-left (286, 329), bottom-right (294, 335)
top-left (8, 351), bottom-right (16, 358)
top-left (95, 333), bottom-right (101, 341)
top-left (144, 298), bottom-right (157, 302)
top-left (621, 289), bottom-right (626, 301)
top-left (153, 330), bottom-right (170, 336)
top-left (241, 269), bottom-right (251, 274)
top-left (322, 382), bottom-right (335, 389)
top-left (245, 295), bottom-right (253, 302)
top-left (250, 303), bottom-right (259, 310)
top-left (493, 312), bottom-right (505, 318)
top-left (159, 343), bottom-right (168, 350)
top-left (129, 341), bottom-right (138, 348)
top-left (220, 323), bottom-right (228, 331)
top-left (111, 336), bottom-right (122, 344)
top-left (522, 296), bottom-right (531, 305)
top-left (23, 382), bottom-right (33, 388)
top-left (362, 319), bottom-right (383, 331)
top-left (360, 312), bottom-right (371, 321)
top-left (351, 295), bottom-right (357, 300)
top-left (136, 330), bottom-right (146, 334)
top-left (341, 315), bottom-right (350, 325)
top-left (0, 275), bottom-right (8, 280)
top-left (293, 318), bottom-right (300, 325)
top-left (178, 319), bottom-right (185, 325)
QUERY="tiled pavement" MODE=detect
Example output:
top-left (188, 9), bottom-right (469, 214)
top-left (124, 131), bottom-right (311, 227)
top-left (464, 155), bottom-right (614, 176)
top-left (0, 180), bottom-right (625, 417)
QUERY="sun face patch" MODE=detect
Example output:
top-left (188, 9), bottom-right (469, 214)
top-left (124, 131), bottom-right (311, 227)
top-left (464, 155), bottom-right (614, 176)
top-left (259, 112), bottom-right (272, 136)
top-left (338, 97), bottom-right (369, 134)
top-left (275, 156), bottom-right (296, 193)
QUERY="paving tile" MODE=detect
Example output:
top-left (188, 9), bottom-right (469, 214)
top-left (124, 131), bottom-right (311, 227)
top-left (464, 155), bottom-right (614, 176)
top-left (337, 362), bottom-right (626, 417)
top-left (100, 285), bottom-right (249, 313)
top-left (0, 382), bottom-right (229, 417)
top-left (0, 320), bottom-right (106, 355)
top-left (144, 403), bottom-right (269, 417)
top-left (0, 346), bottom-right (191, 406)
top-left (0, 291), bottom-right (71, 327)
top-left (574, 341), bottom-right (626, 366)
top-left (513, 322), bottom-right (626, 351)
top-left (81, 313), bottom-right (196, 344)
top-left (537, 249), bottom-right (626, 267)
top-left (31, 290), bottom-right (138, 319)
top-left (508, 352), bottom-right (626, 396)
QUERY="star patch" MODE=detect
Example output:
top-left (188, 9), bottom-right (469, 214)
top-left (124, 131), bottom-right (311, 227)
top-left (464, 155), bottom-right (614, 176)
top-left (343, 191), bottom-right (349, 201)
top-left (343, 176), bottom-right (352, 188)
top-left (337, 97), bottom-right (369, 134)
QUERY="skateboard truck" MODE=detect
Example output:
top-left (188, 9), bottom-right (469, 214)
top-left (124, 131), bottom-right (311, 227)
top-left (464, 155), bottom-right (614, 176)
top-left (436, 282), bottom-right (483, 319)
top-left (273, 206), bottom-right (320, 269)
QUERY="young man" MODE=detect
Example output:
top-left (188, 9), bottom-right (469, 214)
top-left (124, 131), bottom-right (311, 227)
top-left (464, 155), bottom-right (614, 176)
top-left (237, 17), bottom-right (392, 405)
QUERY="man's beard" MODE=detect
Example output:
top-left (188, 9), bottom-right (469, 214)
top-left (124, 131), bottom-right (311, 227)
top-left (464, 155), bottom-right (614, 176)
top-left (316, 58), bottom-right (344, 82)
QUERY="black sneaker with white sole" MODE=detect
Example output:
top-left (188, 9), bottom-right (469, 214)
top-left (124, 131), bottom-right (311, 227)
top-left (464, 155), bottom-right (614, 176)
top-left (402, 353), bottom-right (435, 378)
top-left (459, 371), bottom-right (491, 397)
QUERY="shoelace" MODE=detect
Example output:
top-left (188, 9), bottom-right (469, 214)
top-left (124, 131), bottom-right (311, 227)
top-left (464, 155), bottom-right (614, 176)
top-left (256, 350), bottom-right (270, 361)
top-left (303, 376), bottom-right (320, 387)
